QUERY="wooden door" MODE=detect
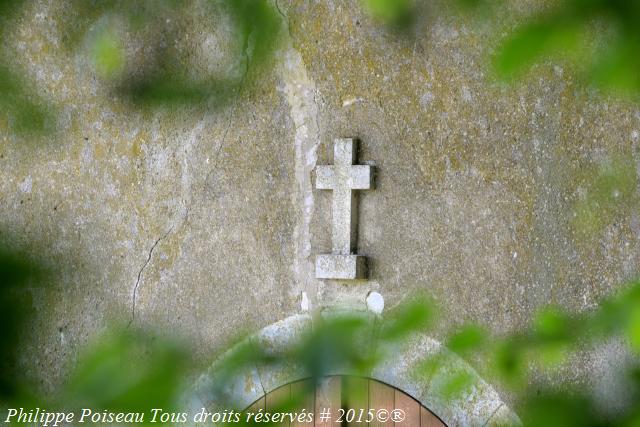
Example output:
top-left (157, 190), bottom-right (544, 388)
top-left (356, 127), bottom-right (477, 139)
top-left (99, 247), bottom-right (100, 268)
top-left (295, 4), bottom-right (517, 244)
top-left (245, 376), bottom-right (446, 427)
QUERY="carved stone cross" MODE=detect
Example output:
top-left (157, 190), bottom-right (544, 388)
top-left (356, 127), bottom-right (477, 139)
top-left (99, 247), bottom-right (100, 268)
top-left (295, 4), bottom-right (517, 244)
top-left (315, 138), bottom-right (373, 279)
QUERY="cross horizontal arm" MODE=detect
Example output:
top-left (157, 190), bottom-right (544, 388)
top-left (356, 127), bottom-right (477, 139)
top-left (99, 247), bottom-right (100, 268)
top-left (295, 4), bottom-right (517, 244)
top-left (315, 166), bottom-right (335, 189)
top-left (349, 165), bottom-right (372, 190)
top-left (315, 165), bottom-right (371, 190)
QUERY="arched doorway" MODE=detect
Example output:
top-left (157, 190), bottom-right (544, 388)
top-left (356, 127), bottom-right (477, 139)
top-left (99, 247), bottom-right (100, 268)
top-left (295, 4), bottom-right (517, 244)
top-left (246, 376), bottom-right (446, 426)
top-left (190, 314), bottom-right (519, 426)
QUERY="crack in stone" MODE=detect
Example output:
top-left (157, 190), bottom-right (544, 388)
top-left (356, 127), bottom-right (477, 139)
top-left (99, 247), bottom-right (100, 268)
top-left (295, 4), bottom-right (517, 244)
top-left (128, 226), bottom-right (174, 327)
top-left (202, 47), bottom-right (251, 195)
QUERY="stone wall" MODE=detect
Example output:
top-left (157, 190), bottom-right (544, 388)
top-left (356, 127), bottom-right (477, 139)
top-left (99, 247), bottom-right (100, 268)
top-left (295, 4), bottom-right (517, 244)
top-left (1, 0), bottom-right (639, 400)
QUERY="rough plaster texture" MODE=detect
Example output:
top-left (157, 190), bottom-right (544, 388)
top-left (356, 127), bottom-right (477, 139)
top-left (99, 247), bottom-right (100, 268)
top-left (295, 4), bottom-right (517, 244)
top-left (1, 0), bottom-right (639, 419)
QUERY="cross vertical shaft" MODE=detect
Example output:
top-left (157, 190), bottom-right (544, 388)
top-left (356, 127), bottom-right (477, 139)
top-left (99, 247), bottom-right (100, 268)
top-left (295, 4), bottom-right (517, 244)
top-left (332, 140), bottom-right (359, 255)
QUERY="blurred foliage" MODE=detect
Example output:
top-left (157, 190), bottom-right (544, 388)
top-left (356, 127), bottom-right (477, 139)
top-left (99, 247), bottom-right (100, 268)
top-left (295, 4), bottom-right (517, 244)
top-left (0, 246), bottom-right (46, 401)
top-left (1, 0), bottom-right (640, 140)
top-left (446, 323), bottom-right (486, 356)
top-left (61, 0), bottom-right (281, 106)
top-left (4, 1), bottom-right (640, 426)
top-left (360, 0), bottom-right (416, 28)
top-left (362, 0), bottom-right (640, 98)
top-left (0, 65), bottom-right (55, 137)
top-left (379, 293), bottom-right (434, 340)
top-left (68, 0), bottom-right (279, 106)
top-left (90, 26), bottom-right (125, 79)
top-left (0, 0), bottom-right (281, 139)
top-left (0, 289), bottom-right (435, 423)
top-left (5, 248), bottom-right (640, 427)
top-left (438, 279), bottom-right (640, 426)
top-left (572, 155), bottom-right (638, 238)
top-left (492, 0), bottom-right (640, 96)
top-left (210, 298), bottom-right (434, 395)
top-left (0, 0), bottom-right (54, 137)
top-left (63, 329), bottom-right (188, 415)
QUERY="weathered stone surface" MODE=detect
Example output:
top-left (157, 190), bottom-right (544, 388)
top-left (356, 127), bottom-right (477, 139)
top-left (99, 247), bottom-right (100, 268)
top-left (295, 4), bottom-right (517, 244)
top-left (1, 0), bottom-right (639, 414)
top-left (299, 0), bottom-right (640, 340)
top-left (0, 0), bottom-right (300, 390)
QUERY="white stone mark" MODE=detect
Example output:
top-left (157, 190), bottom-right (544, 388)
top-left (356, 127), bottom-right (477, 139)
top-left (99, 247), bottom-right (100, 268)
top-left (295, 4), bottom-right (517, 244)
top-left (300, 291), bottom-right (310, 312)
top-left (341, 96), bottom-right (362, 107)
top-left (315, 138), bottom-right (372, 279)
top-left (18, 176), bottom-right (32, 193)
top-left (366, 291), bottom-right (384, 314)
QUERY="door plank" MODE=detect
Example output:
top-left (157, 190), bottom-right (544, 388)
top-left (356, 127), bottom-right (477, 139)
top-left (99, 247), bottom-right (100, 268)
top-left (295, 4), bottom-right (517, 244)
top-left (291, 379), bottom-right (315, 427)
top-left (266, 384), bottom-right (292, 427)
top-left (248, 376), bottom-right (446, 427)
top-left (315, 376), bottom-right (341, 427)
top-left (394, 389), bottom-right (420, 427)
top-left (343, 376), bottom-right (369, 426)
top-left (420, 406), bottom-right (446, 427)
top-left (369, 380), bottom-right (394, 427)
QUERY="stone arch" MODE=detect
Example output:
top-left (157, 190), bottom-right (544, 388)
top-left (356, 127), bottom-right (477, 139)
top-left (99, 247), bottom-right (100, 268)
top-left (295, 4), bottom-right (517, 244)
top-left (187, 313), bottom-right (520, 426)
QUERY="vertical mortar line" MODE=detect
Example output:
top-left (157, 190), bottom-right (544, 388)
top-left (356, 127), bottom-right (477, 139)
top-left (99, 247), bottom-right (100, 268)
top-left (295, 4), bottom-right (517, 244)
top-left (277, 13), bottom-right (322, 309)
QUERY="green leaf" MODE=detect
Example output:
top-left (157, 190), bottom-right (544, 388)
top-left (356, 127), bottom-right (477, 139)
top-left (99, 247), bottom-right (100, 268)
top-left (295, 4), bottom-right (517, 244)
top-left (0, 246), bottom-right (46, 399)
top-left (227, 0), bottom-right (281, 69)
top-left (91, 27), bottom-right (125, 78)
top-left (360, 0), bottom-right (414, 27)
top-left (494, 17), bottom-right (584, 79)
top-left (536, 342), bottom-right (569, 368)
top-left (379, 296), bottom-right (433, 341)
top-left (447, 324), bottom-right (487, 356)
top-left (435, 370), bottom-right (476, 401)
top-left (0, 65), bottom-right (54, 136)
top-left (590, 35), bottom-right (640, 95)
top-left (520, 391), bottom-right (597, 427)
top-left (64, 329), bottom-right (188, 414)
top-left (492, 340), bottom-right (527, 389)
top-left (627, 305), bottom-right (640, 353)
top-left (572, 155), bottom-right (638, 238)
top-left (534, 307), bottom-right (570, 340)
top-left (295, 315), bottom-right (377, 379)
